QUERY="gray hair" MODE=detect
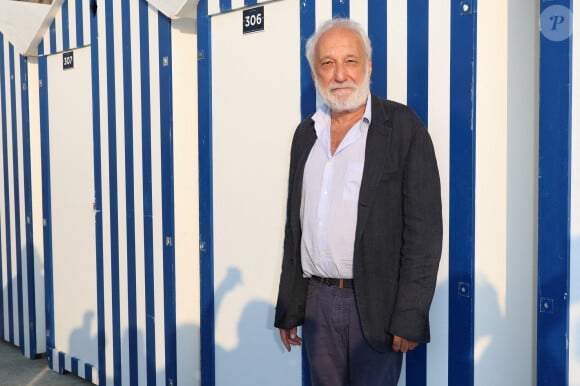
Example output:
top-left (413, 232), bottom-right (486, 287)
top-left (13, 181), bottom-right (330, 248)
top-left (305, 18), bottom-right (372, 72)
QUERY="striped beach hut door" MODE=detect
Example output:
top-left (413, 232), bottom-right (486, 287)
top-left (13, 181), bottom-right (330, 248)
top-left (198, 1), bottom-right (303, 385)
top-left (39, 45), bottom-right (99, 377)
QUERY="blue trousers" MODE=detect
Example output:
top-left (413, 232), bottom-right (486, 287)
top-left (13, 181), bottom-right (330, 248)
top-left (304, 279), bottom-right (403, 386)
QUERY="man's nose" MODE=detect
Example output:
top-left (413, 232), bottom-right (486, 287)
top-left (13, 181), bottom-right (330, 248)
top-left (334, 63), bottom-right (347, 82)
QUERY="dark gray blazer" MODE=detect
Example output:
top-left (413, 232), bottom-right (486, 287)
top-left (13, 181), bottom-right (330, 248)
top-left (275, 94), bottom-right (442, 352)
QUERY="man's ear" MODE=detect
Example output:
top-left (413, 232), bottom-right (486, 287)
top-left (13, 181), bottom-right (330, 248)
top-left (368, 60), bottom-right (372, 76)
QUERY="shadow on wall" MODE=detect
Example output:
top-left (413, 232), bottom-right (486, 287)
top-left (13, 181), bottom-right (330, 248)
top-left (214, 267), bottom-right (300, 386)
top-left (29, 250), bottom-right (580, 385)
top-left (473, 247), bottom-right (580, 386)
top-left (68, 311), bottom-right (98, 367)
top-left (63, 265), bottom-right (298, 386)
top-left (472, 278), bottom-right (506, 378)
top-left (27, 239), bottom-right (580, 385)
top-left (442, 275), bottom-right (530, 385)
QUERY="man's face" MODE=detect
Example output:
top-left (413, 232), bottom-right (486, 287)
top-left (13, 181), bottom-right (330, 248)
top-left (313, 27), bottom-right (372, 112)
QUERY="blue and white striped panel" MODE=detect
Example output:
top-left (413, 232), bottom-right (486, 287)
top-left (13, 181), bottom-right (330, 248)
top-left (197, 0), bottom-right (457, 385)
top-left (570, 1), bottom-right (579, 385)
top-left (0, 32), bottom-right (40, 360)
top-left (48, 348), bottom-right (99, 385)
top-left (37, 0), bottom-right (185, 385)
top-left (91, 1), bottom-right (174, 384)
top-left (39, 0), bottom-right (92, 56)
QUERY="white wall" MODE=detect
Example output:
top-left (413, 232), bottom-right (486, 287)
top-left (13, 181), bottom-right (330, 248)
top-left (210, 2), bottom-right (302, 385)
top-left (506, 0), bottom-right (538, 383)
top-left (26, 56), bottom-right (46, 355)
top-left (427, 0), bottom-right (451, 383)
top-left (172, 16), bottom-right (200, 385)
top-left (475, 0), bottom-right (508, 383)
top-left (475, 1), bottom-right (537, 385)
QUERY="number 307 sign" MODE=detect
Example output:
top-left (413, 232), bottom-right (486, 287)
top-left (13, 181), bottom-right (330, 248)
top-left (63, 51), bottom-right (74, 70)
top-left (243, 6), bottom-right (264, 34)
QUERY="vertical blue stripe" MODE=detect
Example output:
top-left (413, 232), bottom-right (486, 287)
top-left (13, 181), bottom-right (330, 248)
top-left (158, 11), bottom-right (177, 386)
top-left (76, 0), bottom-right (84, 47)
top-left (9, 44), bottom-right (25, 355)
top-left (197, 2), bottom-right (215, 385)
top-left (220, 0), bottom-right (232, 13)
top-left (49, 20), bottom-right (57, 55)
top-left (0, 33), bottom-right (6, 341)
top-left (299, 2), bottom-right (314, 385)
top-left (537, 1), bottom-right (572, 385)
top-left (58, 351), bottom-right (65, 374)
top-left (332, 0), bottom-right (349, 18)
top-left (120, 0), bottom-right (138, 384)
top-left (405, 1), bottom-right (429, 384)
top-left (299, 0), bottom-right (315, 119)
top-left (104, 1), bottom-right (122, 384)
top-left (88, 3), bottom-right (106, 385)
top-left (1, 40), bottom-right (14, 345)
top-left (448, 1), bottom-right (477, 386)
top-left (407, 0), bottom-right (429, 124)
top-left (71, 357), bottom-right (79, 375)
top-left (85, 363), bottom-right (93, 383)
top-left (62, 0), bottom-right (70, 51)
top-left (138, 1), bottom-right (157, 383)
top-left (20, 54), bottom-right (37, 358)
top-left (38, 39), bottom-right (45, 57)
top-left (38, 54), bottom-right (55, 358)
top-left (368, 1), bottom-right (387, 99)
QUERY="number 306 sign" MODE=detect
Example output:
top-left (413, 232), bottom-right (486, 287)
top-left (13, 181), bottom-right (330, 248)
top-left (243, 6), bottom-right (264, 34)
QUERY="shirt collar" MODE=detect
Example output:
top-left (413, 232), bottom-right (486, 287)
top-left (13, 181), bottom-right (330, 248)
top-left (312, 94), bottom-right (372, 138)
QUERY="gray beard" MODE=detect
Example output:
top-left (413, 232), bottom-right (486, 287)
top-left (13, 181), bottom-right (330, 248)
top-left (314, 73), bottom-right (370, 112)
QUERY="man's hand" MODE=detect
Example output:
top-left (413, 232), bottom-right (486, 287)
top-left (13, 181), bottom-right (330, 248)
top-left (279, 327), bottom-right (302, 352)
top-left (392, 335), bottom-right (418, 353)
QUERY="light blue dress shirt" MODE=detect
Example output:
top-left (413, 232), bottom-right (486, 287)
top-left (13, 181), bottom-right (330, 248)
top-left (300, 96), bottom-right (372, 279)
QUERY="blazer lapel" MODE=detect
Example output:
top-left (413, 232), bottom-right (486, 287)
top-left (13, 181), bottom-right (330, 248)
top-left (290, 121), bottom-right (317, 244)
top-left (356, 95), bottom-right (392, 239)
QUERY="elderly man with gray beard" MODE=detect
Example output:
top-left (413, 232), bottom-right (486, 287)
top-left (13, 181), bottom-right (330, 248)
top-left (274, 18), bottom-right (443, 386)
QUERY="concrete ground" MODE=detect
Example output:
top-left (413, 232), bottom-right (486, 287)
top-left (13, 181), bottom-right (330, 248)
top-left (0, 340), bottom-right (92, 386)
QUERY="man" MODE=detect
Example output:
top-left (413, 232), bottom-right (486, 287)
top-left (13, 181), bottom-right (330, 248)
top-left (275, 18), bottom-right (442, 386)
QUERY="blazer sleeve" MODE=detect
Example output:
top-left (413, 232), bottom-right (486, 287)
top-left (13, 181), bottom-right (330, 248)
top-left (274, 121), bottom-right (313, 329)
top-left (388, 117), bottom-right (443, 343)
